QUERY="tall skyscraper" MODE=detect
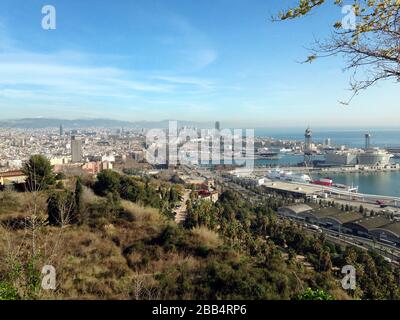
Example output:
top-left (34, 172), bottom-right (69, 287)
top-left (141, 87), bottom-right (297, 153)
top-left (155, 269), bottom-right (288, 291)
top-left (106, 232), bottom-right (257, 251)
top-left (324, 138), bottom-right (331, 147)
top-left (215, 121), bottom-right (221, 131)
top-left (60, 124), bottom-right (64, 137)
top-left (365, 133), bottom-right (371, 150)
top-left (71, 136), bottom-right (82, 163)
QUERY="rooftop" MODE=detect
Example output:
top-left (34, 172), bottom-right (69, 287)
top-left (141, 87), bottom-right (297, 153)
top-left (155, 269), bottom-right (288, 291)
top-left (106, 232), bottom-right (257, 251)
top-left (0, 170), bottom-right (25, 178)
top-left (353, 216), bottom-right (393, 231)
top-left (280, 204), bottom-right (313, 214)
top-left (327, 212), bottom-right (364, 224)
top-left (372, 222), bottom-right (400, 238)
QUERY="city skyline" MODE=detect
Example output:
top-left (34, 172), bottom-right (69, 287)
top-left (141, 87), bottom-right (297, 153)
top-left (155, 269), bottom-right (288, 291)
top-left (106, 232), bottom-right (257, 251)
top-left (0, 0), bottom-right (399, 127)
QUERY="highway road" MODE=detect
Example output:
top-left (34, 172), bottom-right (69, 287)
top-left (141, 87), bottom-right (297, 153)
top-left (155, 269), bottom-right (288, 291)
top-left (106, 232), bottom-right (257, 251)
top-left (281, 217), bottom-right (400, 264)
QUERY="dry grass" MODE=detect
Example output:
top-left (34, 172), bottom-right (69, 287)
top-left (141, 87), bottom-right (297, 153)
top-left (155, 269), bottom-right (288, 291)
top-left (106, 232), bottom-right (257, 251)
top-left (36, 226), bottom-right (133, 299)
top-left (0, 190), bottom-right (19, 214)
top-left (120, 200), bottom-right (164, 225)
top-left (0, 186), bottom-right (208, 300)
top-left (80, 186), bottom-right (101, 206)
top-left (191, 226), bottom-right (223, 249)
top-left (0, 191), bottom-right (47, 218)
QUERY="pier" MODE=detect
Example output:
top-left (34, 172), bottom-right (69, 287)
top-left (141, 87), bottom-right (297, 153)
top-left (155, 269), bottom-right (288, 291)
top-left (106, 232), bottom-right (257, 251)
top-left (236, 163), bottom-right (400, 175)
top-left (263, 180), bottom-right (400, 209)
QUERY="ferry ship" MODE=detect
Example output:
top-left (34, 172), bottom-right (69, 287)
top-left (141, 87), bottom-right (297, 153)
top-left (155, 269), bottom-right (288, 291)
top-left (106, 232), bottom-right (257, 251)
top-left (312, 178), bottom-right (333, 187)
top-left (312, 177), bottom-right (358, 192)
top-left (267, 169), bottom-right (358, 192)
top-left (266, 169), bottom-right (311, 183)
top-left (257, 148), bottom-right (281, 160)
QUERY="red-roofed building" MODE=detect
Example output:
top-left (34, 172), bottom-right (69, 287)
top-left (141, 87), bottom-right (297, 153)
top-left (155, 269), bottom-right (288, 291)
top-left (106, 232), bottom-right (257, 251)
top-left (197, 190), bottom-right (219, 203)
top-left (81, 161), bottom-right (113, 175)
top-left (0, 170), bottom-right (26, 186)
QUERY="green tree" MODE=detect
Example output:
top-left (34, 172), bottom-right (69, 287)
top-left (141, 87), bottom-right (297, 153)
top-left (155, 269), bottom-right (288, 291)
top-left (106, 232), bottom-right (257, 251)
top-left (94, 170), bottom-right (121, 197)
top-left (170, 174), bottom-right (184, 184)
top-left (22, 155), bottom-right (55, 191)
top-left (294, 288), bottom-right (334, 300)
top-left (55, 172), bottom-right (66, 180)
top-left (0, 282), bottom-right (19, 300)
top-left (74, 177), bottom-right (83, 219)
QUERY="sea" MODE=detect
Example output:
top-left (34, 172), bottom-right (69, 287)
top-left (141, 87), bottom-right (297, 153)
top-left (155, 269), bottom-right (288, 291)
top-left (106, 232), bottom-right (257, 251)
top-left (254, 128), bottom-right (400, 198)
top-left (315, 171), bottom-right (400, 198)
top-left (254, 128), bottom-right (400, 148)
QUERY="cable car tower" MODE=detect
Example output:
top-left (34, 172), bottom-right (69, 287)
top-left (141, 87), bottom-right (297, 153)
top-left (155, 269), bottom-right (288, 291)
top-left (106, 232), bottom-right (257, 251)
top-left (304, 126), bottom-right (313, 166)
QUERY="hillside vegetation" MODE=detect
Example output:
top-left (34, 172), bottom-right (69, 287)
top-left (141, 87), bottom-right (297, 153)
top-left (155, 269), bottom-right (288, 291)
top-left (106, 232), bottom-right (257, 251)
top-left (0, 156), bottom-right (399, 300)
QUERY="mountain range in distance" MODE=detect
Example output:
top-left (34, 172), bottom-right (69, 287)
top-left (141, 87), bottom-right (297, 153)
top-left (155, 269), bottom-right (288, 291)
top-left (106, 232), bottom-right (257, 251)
top-left (0, 118), bottom-right (213, 129)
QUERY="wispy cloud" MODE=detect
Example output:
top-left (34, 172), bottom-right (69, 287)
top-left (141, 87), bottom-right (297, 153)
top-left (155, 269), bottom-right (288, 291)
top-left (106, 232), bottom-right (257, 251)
top-left (162, 12), bottom-right (218, 71)
top-left (0, 8), bottom-right (224, 121)
top-left (152, 75), bottom-right (215, 89)
top-left (0, 47), bottom-right (219, 112)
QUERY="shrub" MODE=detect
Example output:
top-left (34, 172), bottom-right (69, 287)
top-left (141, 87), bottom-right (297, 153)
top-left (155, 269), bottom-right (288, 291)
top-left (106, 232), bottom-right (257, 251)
top-left (22, 155), bottom-right (55, 191)
top-left (191, 227), bottom-right (222, 250)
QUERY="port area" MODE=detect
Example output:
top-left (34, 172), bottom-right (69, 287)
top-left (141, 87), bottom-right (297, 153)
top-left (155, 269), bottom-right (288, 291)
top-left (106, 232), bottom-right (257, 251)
top-left (264, 180), bottom-right (324, 197)
top-left (262, 179), bottom-right (400, 210)
top-left (250, 163), bottom-right (400, 174)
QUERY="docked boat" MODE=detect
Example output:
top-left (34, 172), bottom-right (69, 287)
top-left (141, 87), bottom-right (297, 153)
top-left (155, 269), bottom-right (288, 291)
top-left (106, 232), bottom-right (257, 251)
top-left (333, 183), bottom-right (359, 192)
top-left (312, 178), bottom-right (333, 187)
top-left (266, 169), bottom-right (312, 183)
top-left (266, 169), bottom-right (284, 180)
top-left (291, 174), bottom-right (312, 183)
top-left (257, 147), bottom-right (281, 159)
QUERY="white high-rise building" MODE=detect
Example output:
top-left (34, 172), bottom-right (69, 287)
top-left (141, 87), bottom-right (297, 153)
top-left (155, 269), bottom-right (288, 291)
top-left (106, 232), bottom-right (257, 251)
top-left (71, 136), bottom-right (82, 163)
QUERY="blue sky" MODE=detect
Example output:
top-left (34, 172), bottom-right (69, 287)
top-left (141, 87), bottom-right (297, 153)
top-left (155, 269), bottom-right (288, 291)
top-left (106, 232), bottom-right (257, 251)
top-left (0, 0), bottom-right (398, 128)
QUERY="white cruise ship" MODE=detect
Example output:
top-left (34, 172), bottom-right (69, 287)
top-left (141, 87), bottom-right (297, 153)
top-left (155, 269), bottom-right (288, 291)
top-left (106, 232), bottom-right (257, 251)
top-left (324, 148), bottom-right (392, 166)
top-left (266, 169), bottom-right (311, 183)
top-left (357, 148), bottom-right (392, 166)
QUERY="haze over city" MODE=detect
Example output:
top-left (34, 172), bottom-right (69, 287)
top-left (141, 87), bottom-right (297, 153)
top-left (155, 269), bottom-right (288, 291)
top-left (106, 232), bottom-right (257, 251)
top-left (0, 0), bottom-right (399, 127)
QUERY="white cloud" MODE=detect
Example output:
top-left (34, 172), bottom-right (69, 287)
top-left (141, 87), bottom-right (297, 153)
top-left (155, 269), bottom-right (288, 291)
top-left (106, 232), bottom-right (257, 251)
top-left (164, 13), bottom-right (218, 71)
top-left (0, 49), bottom-right (218, 106)
top-left (0, 12), bottom-right (222, 120)
top-left (191, 49), bottom-right (218, 69)
top-left (152, 75), bottom-right (215, 89)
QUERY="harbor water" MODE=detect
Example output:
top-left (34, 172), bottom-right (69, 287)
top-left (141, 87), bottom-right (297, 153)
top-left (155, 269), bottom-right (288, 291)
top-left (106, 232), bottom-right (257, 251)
top-left (255, 128), bottom-right (400, 148)
top-left (253, 129), bottom-right (400, 197)
top-left (255, 155), bottom-right (400, 198)
top-left (314, 171), bottom-right (400, 198)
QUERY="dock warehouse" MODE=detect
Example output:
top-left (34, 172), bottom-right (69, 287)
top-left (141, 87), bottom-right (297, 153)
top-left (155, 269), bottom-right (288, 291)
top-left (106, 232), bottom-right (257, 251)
top-left (278, 204), bottom-right (313, 220)
top-left (318, 212), bottom-right (364, 233)
top-left (369, 222), bottom-right (400, 246)
top-left (263, 181), bottom-right (316, 198)
top-left (344, 216), bottom-right (393, 238)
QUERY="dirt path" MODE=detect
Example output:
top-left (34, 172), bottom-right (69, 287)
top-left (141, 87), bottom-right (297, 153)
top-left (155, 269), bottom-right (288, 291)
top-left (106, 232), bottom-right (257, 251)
top-left (174, 190), bottom-right (191, 224)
